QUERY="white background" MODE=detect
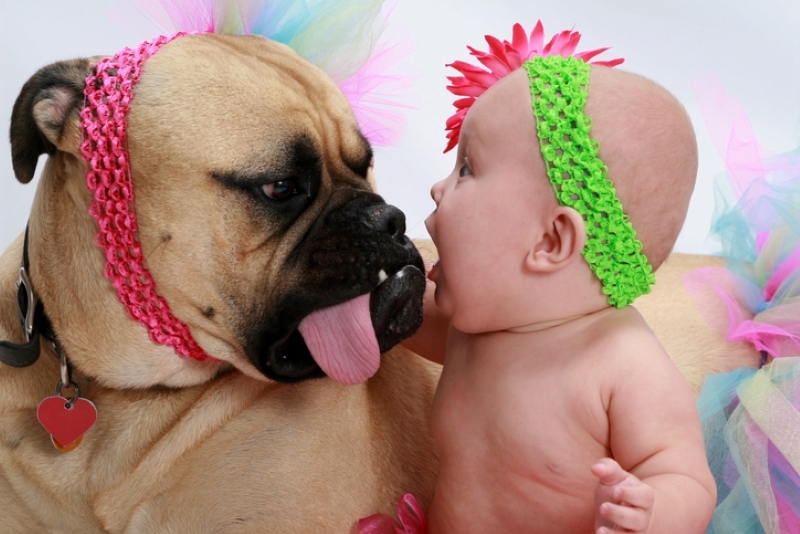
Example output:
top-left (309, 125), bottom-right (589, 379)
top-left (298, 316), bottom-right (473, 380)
top-left (2, 0), bottom-right (800, 255)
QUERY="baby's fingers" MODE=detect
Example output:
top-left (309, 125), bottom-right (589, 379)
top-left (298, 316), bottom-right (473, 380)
top-left (592, 458), bottom-right (627, 487)
top-left (614, 483), bottom-right (654, 510)
top-left (598, 502), bottom-right (648, 533)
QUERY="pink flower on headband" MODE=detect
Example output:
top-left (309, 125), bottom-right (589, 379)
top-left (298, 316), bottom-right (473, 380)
top-left (444, 20), bottom-right (624, 152)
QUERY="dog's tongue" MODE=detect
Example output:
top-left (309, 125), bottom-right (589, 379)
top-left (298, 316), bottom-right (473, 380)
top-left (297, 293), bottom-right (379, 385)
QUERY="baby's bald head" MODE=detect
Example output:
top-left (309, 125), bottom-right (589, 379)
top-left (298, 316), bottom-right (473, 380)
top-left (585, 66), bottom-right (697, 268)
top-left (480, 63), bottom-right (697, 271)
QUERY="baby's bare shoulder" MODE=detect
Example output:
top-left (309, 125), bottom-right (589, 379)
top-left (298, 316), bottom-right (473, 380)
top-left (593, 307), bottom-right (671, 361)
top-left (577, 308), bottom-right (689, 402)
top-left (594, 324), bottom-right (700, 471)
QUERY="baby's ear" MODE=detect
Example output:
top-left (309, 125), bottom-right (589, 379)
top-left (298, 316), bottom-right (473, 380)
top-left (525, 206), bottom-right (586, 273)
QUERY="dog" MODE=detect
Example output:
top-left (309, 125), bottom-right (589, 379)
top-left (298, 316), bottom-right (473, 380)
top-left (0, 33), bottom-right (440, 532)
top-left (0, 32), bottom-right (761, 533)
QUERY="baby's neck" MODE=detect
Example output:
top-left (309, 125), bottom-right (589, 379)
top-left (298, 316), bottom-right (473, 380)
top-left (451, 305), bottom-right (627, 374)
top-left (501, 302), bottom-right (612, 336)
top-left (505, 314), bottom-right (588, 333)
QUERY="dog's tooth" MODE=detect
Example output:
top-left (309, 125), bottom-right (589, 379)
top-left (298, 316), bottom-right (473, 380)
top-left (378, 269), bottom-right (388, 283)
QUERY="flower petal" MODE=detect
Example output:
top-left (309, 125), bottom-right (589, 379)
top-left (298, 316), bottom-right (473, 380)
top-left (529, 20), bottom-right (545, 55)
top-left (446, 83), bottom-right (487, 98)
top-left (560, 32), bottom-right (582, 57)
top-left (445, 111), bottom-right (466, 129)
top-left (545, 30), bottom-right (579, 56)
top-left (575, 47), bottom-right (611, 63)
top-left (447, 61), bottom-right (499, 88)
top-left (446, 76), bottom-right (468, 87)
top-left (468, 47), bottom-right (512, 76)
top-left (442, 21), bottom-right (624, 152)
top-left (462, 69), bottom-right (499, 87)
top-left (444, 128), bottom-right (460, 153)
top-left (453, 97), bottom-right (476, 109)
top-left (448, 60), bottom-right (488, 75)
top-left (503, 43), bottom-right (523, 69)
top-left (484, 35), bottom-right (508, 62)
top-left (591, 57), bottom-right (625, 67)
top-left (511, 22), bottom-right (529, 57)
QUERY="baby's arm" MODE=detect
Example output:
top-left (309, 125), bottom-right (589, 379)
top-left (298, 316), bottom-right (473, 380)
top-left (599, 327), bottom-right (716, 533)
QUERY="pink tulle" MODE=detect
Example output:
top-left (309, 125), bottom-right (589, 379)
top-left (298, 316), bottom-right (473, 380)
top-left (694, 75), bottom-right (776, 200)
top-left (683, 77), bottom-right (800, 359)
top-left (683, 267), bottom-right (800, 358)
top-left (358, 494), bottom-right (427, 534)
top-left (136, 0), bottom-right (414, 146)
top-left (137, 0), bottom-right (219, 33)
top-left (339, 35), bottom-right (416, 147)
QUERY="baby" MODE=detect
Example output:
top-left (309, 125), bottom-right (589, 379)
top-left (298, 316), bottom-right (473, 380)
top-left (379, 25), bottom-right (716, 534)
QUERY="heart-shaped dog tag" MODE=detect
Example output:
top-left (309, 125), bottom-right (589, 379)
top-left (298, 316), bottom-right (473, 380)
top-left (37, 396), bottom-right (97, 450)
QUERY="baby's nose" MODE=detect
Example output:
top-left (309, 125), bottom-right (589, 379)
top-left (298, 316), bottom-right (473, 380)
top-left (430, 179), bottom-right (444, 205)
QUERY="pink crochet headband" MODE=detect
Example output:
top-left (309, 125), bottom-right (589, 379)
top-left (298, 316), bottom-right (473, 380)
top-left (80, 33), bottom-right (215, 362)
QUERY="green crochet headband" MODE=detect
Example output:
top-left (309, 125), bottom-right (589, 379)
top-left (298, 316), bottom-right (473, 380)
top-left (523, 55), bottom-right (655, 307)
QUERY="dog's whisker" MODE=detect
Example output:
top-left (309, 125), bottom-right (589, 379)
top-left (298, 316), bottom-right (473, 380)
top-left (144, 234), bottom-right (172, 264)
top-left (406, 216), bottom-right (428, 237)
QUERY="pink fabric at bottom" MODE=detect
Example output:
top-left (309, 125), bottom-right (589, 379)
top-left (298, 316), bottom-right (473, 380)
top-left (358, 493), bottom-right (427, 534)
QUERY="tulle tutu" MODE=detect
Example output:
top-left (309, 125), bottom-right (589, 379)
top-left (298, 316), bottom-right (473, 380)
top-left (136, 0), bottom-right (415, 146)
top-left (690, 78), bottom-right (800, 533)
top-left (699, 360), bottom-right (800, 533)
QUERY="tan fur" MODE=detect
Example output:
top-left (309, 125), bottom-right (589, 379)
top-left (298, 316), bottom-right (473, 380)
top-left (1, 34), bottom-right (439, 532)
top-left (634, 253), bottom-right (760, 395)
top-left (0, 34), bottom-right (758, 532)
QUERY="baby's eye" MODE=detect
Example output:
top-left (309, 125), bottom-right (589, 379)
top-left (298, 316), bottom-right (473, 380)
top-left (458, 159), bottom-right (472, 178)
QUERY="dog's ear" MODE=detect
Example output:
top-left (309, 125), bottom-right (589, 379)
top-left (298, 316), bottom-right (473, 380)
top-left (10, 58), bottom-right (94, 184)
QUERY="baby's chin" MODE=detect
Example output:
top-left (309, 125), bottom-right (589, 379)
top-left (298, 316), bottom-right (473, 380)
top-left (427, 260), bottom-right (440, 283)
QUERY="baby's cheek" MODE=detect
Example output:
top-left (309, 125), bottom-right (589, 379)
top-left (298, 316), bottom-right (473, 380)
top-left (433, 284), bottom-right (454, 320)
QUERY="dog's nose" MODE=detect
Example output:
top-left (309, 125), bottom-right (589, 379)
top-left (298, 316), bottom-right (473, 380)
top-left (369, 205), bottom-right (407, 243)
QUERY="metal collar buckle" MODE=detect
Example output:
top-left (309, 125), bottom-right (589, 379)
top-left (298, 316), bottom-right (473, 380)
top-left (0, 265), bottom-right (41, 368)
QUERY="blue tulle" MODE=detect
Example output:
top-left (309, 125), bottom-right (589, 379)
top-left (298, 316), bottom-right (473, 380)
top-left (140, 0), bottom-right (387, 81)
top-left (698, 367), bottom-right (764, 534)
top-left (692, 79), bottom-right (800, 533)
top-left (246, 0), bottom-right (385, 81)
top-left (699, 359), bottom-right (800, 533)
top-left (137, 0), bottom-right (413, 146)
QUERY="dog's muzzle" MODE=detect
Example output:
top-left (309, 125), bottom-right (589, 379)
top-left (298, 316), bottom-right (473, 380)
top-left (256, 199), bottom-right (426, 384)
top-left (264, 264), bottom-right (425, 382)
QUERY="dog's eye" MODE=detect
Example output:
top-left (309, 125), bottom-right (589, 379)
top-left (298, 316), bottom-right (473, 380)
top-left (262, 179), bottom-right (299, 201)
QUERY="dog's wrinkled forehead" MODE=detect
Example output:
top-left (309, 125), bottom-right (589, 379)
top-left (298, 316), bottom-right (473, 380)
top-left (129, 33), bottom-right (372, 184)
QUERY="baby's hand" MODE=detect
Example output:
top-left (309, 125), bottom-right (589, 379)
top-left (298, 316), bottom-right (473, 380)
top-left (591, 458), bottom-right (654, 534)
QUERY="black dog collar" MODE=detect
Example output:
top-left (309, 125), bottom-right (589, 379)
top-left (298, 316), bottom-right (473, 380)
top-left (0, 225), bottom-right (54, 368)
